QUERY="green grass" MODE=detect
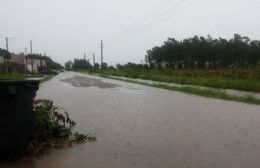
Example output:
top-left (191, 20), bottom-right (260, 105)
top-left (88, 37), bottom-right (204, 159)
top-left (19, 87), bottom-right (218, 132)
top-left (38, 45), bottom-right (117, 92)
top-left (0, 73), bottom-right (26, 80)
top-left (0, 73), bottom-right (56, 83)
top-left (152, 84), bottom-right (260, 105)
top-left (93, 69), bottom-right (260, 92)
top-left (96, 74), bottom-right (260, 105)
top-left (41, 75), bottom-right (55, 83)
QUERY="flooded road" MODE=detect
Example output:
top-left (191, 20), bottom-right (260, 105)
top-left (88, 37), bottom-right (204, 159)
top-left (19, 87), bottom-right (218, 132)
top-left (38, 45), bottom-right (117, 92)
top-left (1, 71), bottom-right (260, 168)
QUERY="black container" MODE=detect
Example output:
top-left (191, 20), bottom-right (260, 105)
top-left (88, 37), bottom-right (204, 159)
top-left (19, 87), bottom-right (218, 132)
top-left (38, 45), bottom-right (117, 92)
top-left (0, 80), bottom-right (39, 155)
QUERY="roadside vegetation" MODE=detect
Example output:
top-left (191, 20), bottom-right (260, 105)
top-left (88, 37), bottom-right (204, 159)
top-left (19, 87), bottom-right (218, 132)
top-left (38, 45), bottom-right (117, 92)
top-left (66, 34), bottom-right (260, 104)
top-left (40, 75), bottom-right (55, 83)
top-left (28, 99), bottom-right (95, 156)
top-left (73, 70), bottom-right (260, 105)
top-left (103, 76), bottom-right (260, 105)
top-left (151, 84), bottom-right (260, 105)
top-left (0, 73), bottom-right (26, 80)
top-left (0, 73), bottom-right (56, 83)
top-left (94, 68), bottom-right (260, 92)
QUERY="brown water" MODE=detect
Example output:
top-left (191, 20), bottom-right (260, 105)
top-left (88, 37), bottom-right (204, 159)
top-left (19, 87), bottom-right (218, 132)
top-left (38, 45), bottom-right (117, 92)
top-left (1, 71), bottom-right (260, 168)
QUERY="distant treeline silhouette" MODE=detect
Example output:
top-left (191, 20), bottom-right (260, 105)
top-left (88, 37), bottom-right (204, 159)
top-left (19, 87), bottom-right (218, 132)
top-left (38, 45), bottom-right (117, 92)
top-left (0, 48), bottom-right (11, 59)
top-left (66, 59), bottom-right (109, 70)
top-left (146, 34), bottom-right (260, 69)
top-left (73, 59), bottom-right (93, 69)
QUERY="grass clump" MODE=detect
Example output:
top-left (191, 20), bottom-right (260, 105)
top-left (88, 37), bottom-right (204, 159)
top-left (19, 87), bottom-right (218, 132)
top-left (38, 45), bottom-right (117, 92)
top-left (28, 100), bottom-right (95, 156)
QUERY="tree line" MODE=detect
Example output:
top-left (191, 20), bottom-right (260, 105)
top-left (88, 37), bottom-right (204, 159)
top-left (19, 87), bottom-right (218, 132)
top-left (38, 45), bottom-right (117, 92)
top-left (65, 59), bottom-right (110, 70)
top-left (146, 34), bottom-right (260, 69)
top-left (0, 48), bottom-right (11, 59)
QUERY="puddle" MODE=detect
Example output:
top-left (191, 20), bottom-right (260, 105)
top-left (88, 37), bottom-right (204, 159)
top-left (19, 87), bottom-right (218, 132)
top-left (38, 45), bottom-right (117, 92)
top-left (61, 76), bottom-right (120, 89)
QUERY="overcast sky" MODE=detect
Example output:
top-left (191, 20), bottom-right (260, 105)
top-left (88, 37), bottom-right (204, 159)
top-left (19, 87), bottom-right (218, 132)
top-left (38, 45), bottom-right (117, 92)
top-left (0, 0), bottom-right (260, 65)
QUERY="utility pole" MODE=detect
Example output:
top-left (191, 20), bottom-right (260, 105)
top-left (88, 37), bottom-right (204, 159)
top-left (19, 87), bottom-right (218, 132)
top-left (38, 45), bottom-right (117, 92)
top-left (84, 52), bottom-right (86, 60)
top-left (25, 47), bottom-right (28, 74)
top-left (5, 36), bottom-right (16, 51)
top-left (101, 40), bottom-right (103, 69)
top-left (4, 36), bottom-right (15, 73)
top-left (5, 37), bottom-right (9, 73)
top-left (41, 52), bottom-right (46, 71)
top-left (3, 36), bottom-right (15, 52)
top-left (30, 40), bottom-right (33, 74)
top-left (5, 37), bottom-right (8, 52)
top-left (93, 53), bottom-right (95, 67)
top-left (30, 40), bottom-right (33, 54)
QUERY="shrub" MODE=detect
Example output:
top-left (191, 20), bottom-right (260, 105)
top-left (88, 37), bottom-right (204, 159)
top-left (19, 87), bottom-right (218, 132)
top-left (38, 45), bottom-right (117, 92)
top-left (28, 100), bottom-right (93, 156)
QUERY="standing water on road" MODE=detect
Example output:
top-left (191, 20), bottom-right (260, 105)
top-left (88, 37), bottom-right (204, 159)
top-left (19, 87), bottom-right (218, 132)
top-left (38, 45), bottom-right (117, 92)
top-left (1, 72), bottom-right (260, 168)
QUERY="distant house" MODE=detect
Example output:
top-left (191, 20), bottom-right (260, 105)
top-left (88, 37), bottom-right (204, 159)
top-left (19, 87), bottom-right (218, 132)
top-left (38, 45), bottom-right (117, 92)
top-left (0, 56), bottom-right (4, 64)
top-left (9, 53), bottom-right (47, 73)
top-left (26, 59), bottom-right (37, 73)
top-left (26, 58), bottom-right (47, 73)
top-left (11, 54), bottom-right (25, 65)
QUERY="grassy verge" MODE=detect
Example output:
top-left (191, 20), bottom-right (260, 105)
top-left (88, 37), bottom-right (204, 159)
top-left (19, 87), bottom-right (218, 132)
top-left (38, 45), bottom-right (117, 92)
top-left (153, 84), bottom-right (260, 105)
top-left (0, 73), bottom-right (26, 80)
top-left (0, 73), bottom-right (54, 83)
top-left (93, 69), bottom-right (260, 92)
top-left (41, 75), bottom-right (55, 83)
top-left (98, 74), bottom-right (260, 105)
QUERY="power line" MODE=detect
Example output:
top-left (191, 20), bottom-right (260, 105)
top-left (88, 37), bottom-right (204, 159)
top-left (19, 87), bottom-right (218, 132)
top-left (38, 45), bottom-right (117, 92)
top-left (131, 0), bottom-right (191, 34)
top-left (106, 0), bottom-right (175, 42)
top-left (152, 0), bottom-right (197, 27)
top-left (122, 0), bottom-right (198, 43)
top-left (104, 0), bottom-right (198, 65)
top-left (129, 0), bottom-right (177, 33)
top-left (124, 0), bottom-right (173, 31)
top-left (107, 0), bottom-right (193, 43)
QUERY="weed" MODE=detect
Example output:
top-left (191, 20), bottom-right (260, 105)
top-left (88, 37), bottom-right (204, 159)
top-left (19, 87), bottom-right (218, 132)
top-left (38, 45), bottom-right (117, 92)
top-left (28, 99), bottom-right (95, 156)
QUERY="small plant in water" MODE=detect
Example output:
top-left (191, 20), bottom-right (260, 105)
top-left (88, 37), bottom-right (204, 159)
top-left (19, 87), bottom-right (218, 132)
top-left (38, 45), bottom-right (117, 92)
top-left (28, 99), bottom-right (96, 156)
top-left (87, 132), bottom-right (97, 142)
top-left (73, 132), bottom-right (88, 142)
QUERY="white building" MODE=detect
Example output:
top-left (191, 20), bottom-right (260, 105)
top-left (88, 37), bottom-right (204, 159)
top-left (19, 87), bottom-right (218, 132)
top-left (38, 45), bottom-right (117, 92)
top-left (9, 53), bottom-right (47, 73)
top-left (26, 58), bottom-right (47, 73)
top-left (11, 54), bottom-right (25, 65)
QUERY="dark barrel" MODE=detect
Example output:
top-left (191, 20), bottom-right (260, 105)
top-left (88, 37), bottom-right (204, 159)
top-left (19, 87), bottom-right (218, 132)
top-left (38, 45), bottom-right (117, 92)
top-left (0, 80), bottom-right (39, 156)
